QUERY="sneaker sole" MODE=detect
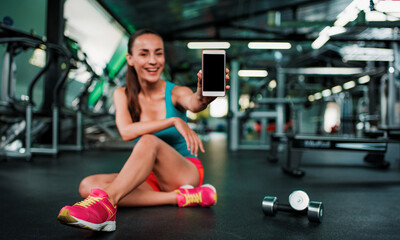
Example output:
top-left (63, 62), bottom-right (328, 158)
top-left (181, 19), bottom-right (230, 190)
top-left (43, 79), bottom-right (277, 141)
top-left (57, 208), bottom-right (116, 232)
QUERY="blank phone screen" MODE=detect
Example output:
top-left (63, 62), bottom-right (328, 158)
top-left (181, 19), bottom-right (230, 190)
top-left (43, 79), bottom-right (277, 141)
top-left (203, 53), bottom-right (225, 91)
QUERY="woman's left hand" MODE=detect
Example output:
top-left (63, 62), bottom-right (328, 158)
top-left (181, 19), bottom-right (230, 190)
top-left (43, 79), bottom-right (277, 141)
top-left (173, 117), bottom-right (204, 157)
top-left (196, 68), bottom-right (230, 105)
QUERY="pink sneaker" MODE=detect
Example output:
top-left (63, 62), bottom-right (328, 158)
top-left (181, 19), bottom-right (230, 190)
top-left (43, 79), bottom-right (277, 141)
top-left (57, 189), bottom-right (117, 232)
top-left (175, 184), bottom-right (217, 207)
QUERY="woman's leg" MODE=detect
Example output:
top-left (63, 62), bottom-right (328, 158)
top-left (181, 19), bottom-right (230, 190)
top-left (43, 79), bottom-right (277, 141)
top-left (102, 134), bottom-right (200, 206)
top-left (79, 173), bottom-right (178, 207)
top-left (58, 135), bottom-right (215, 231)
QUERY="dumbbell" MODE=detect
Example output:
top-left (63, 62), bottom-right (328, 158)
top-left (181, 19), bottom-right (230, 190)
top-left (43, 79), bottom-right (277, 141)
top-left (262, 190), bottom-right (323, 223)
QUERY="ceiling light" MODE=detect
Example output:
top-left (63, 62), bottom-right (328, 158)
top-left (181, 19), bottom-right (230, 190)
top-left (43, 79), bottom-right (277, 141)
top-left (311, 26), bottom-right (346, 49)
top-left (327, 26), bottom-right (346, 36)
top-left (365, 11), bottom-right (399, 21)
top-left (313, 0), bottom-right (368, 49)
top-left (314, 92), bottom-right (322, 100)
top-left (331, 85), bottom-right (343, 94)
top-left (334, 8), bottom-right (359, 27)
top-left (238, 70), bottom-right (268, 77)
top-left (358, 75), bottom-right (370, 84)
top-left (283, 67), bottom-right (363, 75)
top-left (308, 95), bottom-right (315, 102)
top-left (334, 0), bottom-right (366, 27)
top-left (319, 26), bottom-right (347, 37)
top-left (187, 42), bottom-right (231, 49)
top-left (322, 89), bottom-right (332, 97)
top-left (340, 45), bottom-right (394, 62)
top-left (248, 42), bottom-right (291, 49)
top-left (311, 35), bottom-right (330, 49)
top-left (268, 80), bottom-right (277, 89)
top-left (343, 81), bottom-right (356, 90)
top-left (374, 1), bottom-right (400, 14)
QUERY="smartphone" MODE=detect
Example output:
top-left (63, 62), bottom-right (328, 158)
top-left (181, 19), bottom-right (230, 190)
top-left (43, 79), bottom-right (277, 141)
top-left (202, 49), bottom-right (226, 97)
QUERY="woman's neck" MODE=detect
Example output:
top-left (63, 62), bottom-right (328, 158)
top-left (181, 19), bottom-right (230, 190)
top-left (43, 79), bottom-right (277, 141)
top-left (139, 79), bottom-right (165, 99)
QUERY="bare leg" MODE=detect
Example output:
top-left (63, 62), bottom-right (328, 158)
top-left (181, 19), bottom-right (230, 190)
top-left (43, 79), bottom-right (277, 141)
top-left (79, 173), bottom-right (178, 207)
top-left (96, 135), bottom-right (200, 206)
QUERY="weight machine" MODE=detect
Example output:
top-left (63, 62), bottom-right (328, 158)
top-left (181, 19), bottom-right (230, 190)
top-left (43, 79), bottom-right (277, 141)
top-left (0, 23), bottom-right (83, 160)
top-left (267, 43), bottom-right (400, 176)
top-left (228, 60), bottom-right (306, 151)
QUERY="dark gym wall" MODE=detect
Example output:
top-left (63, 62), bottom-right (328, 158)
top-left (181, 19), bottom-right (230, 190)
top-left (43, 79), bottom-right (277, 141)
top-left (0, 0), bottom-right (47, 106)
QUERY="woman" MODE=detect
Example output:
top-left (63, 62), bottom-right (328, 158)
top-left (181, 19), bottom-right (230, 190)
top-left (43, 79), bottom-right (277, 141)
top-left (57, 29), bottom-right (229, 232)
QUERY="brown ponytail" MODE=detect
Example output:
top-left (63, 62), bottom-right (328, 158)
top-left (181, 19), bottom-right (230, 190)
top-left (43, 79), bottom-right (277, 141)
top-left (125, 29), bottom-right (163, 122)
top-left (125, 65), bottom-right (141, 122)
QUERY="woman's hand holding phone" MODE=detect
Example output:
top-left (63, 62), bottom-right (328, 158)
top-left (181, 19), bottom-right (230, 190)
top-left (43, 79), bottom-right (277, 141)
top-left (196, 68), bottom-right (230, 106)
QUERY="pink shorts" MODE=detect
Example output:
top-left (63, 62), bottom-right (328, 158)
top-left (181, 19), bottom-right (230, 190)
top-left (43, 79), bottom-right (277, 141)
top-left (145, 157), bottom-right (204, 192)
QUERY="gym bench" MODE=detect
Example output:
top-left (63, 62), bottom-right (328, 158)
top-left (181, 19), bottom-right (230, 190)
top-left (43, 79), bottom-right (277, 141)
top-left (269, 133), bottom-right (398, 177)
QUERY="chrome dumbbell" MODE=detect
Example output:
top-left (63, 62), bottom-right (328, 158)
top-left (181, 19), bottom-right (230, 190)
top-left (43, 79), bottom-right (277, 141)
top-left (262, 190), bottom-right (323, 223)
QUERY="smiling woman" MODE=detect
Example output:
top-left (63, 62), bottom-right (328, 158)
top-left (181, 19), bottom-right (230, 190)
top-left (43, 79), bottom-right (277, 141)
top-left (57, 28), bottom-right (229, 232)
top-left (125, 30), bottom-right (166, 122)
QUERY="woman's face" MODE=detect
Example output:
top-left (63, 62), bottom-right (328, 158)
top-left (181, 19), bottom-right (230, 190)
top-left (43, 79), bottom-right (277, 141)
top-left (127, 33), bottom-right (165, 84)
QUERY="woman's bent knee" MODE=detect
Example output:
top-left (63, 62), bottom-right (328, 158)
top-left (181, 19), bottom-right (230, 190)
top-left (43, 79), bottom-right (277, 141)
top-left (78, 174), bottom-right (116, 198)
top-left (136, 134), bottom-right (160, 148)
top-left (78, 176), bottom-right (96, 198)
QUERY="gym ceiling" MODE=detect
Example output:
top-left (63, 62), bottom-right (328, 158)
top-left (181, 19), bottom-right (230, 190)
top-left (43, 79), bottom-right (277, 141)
top-left (96, 0), bottom-right (399, 94)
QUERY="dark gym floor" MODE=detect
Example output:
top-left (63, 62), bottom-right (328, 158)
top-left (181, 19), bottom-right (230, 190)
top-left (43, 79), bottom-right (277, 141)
top-left (1, 133), bottom-right (400, 240)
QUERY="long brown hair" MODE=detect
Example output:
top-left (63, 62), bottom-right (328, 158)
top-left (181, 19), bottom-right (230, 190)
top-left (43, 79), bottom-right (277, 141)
top-left (125, 29), bottom-right (163, 122)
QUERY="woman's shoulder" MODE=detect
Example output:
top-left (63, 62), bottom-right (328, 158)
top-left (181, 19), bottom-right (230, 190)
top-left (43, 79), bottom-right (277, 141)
top-left (114, 86), bottom-right (126, 95)
top-left (170, 83), bottom-right (193, 109)
top-left (113, 87), bottom-right (128, 101)
top-left (171, 84), bottom-right (192, 96)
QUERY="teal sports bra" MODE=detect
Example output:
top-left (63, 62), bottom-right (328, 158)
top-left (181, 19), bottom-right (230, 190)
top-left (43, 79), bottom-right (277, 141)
top-left (136, 80), bottom-right (195, 158)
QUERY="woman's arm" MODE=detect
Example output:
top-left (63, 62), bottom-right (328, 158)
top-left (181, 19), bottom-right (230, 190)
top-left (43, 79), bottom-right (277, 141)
top-left (173, 69), bottom-right (230, 113)
top-left (113, 88), bottom-right (175, 141)
top-left (113, 87), bottom-right (204, 155)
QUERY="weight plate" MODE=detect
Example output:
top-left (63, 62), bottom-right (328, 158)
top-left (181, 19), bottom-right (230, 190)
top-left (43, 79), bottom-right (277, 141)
top-left (288, 190), bottom-right (310, 211)
top-left (308, 201), bottom-right (324, 223)
top-left (262, 196), bottom-right (278, 216)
